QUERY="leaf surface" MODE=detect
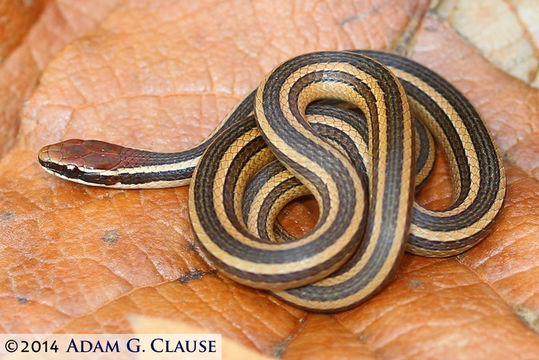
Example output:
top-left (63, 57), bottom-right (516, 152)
top-left (0, 1), bottom-right (538, 359)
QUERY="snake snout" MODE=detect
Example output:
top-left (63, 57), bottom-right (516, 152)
top-left (38, 143), bottom-right (63, 167)
top-left (38, 139), bottom-right (88, 175)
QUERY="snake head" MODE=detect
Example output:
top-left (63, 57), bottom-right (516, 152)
top-left (38, 139), bottom-right (125, 183)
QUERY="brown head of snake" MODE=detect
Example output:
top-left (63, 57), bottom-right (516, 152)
top-left (38, 50), bottom-right (506, 312)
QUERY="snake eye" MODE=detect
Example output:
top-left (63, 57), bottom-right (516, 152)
top-left (64, 164), bottom-right (80, 178)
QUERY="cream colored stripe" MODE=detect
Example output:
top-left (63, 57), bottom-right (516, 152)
top-left (232, 146), bottom-right (276, 230)
top-left (258, 63), bottom-right (373, 249)
top-left (299, 70), bottom-right (413, 288)
top-left (390, 67), bottom-right (481, 217)
top-left (40, 167), bottom-right (191, 189)
top-left (197, 127), bottom-right (355, 277)
top-left (246, 171), bottom-right (296, 236)
top-left (71, 157), bottom-right (200, 176)
top-left (245, 114), bottom-right (368, 242)
top-left (195, 62), bottom-right (379, 278)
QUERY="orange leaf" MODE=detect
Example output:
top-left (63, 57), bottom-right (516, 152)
top-left (0, 1), bottom-right (538, 359)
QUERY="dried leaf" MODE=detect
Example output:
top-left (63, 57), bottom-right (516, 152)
top-left (1, 1), bottom-right (538, 359)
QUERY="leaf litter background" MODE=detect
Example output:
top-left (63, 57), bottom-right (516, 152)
top-left (0, 0), bottom-right (538, 359)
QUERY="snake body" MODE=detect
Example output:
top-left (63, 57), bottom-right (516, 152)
top-left (38, 50), bottom-right (506, 312)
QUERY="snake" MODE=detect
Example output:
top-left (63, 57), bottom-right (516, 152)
top-left (38, 50), bottom-right (506, 312)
